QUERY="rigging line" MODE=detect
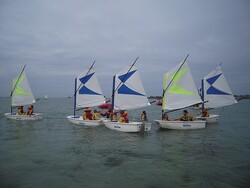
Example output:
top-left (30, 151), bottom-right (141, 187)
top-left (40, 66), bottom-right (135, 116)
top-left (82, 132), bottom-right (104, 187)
top-left (113, 56), bottom-right (139, 94)
top-left (74, 60), bottom-right (96, 97)
top-left (10, 65), bottom-right (26, 97)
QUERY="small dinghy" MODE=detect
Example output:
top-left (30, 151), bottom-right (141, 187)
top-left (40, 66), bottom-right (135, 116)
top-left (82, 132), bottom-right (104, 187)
top-left (154, 55), bottom-right (206, 130)
top-left (196, 65), bottom-right (237, 123)
top-left (67, 61), bottom-right (106, 127)
top-left (103, 57), bottom-right (151, 133)
top-left (4, 65), bottom-right (43, 121)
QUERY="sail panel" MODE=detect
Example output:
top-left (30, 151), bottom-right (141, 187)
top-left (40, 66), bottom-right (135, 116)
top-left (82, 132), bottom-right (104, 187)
top-left (163, 61), bottom-right (202, 110)
top-left (76, 68), bottom-right (105, 108)
top-left (113, 66), bottom-right (150, 110)
top-left (203, 66), bottom-right (237, 108)
top-left (11, 70), bottom-right (36, 107)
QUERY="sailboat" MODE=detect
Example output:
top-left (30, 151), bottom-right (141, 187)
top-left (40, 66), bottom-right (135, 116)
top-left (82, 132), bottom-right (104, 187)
top-left (154, 55), bottom-right (206, 130)
top-left (103, 57), bottom-right (151, 132)
top-left (4, 65), bottom-right (43, 120)
top-left (196, 65), bottom-right (237, 123)
top-left (67, 62), bottom-right (106, 126)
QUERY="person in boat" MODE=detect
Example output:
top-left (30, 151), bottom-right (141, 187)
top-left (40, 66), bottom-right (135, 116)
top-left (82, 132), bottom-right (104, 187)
top-left (175, 110), bottom-right (195, 121)
top-left (198, 108), bottom-right (210, 117)
top-left (111, 110), bottom-right (117, 121)
top-left (141, 111), bottom-right (148, 121)
top-left (101, 108), bottom-right (112, 119)
top-left (93, 109), bottom-right (101, 120)
top-left (82, 107), bottom-right (95, 120)
top-left (18, 106), bottom-right (26, 115)
top-left (27, 105), bottom-right (34, 116)
top-left (118, 110), bottom-right (129, 123)
top-left (162, 112), bottom-right (170, 121)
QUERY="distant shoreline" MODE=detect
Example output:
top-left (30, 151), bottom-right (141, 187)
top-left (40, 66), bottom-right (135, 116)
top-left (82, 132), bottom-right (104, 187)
top-left (148, 95), bottom-right (250, 100)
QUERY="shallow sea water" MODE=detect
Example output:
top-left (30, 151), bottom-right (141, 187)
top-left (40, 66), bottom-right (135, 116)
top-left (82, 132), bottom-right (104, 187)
top-left (0, 98), bottom-right (249, 188)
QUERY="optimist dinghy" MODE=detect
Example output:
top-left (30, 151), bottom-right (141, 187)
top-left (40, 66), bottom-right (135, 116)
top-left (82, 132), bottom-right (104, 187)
top-left (196, 65), bottom-right (237, 123)
top-left (154, 55), bottom-right (206, 130)
top-left (103, 57), bottom-right (151, 133)
top-left (67, 61), bottom-right (106, 127)
top-left (4, 65), bottom-right (43, 121)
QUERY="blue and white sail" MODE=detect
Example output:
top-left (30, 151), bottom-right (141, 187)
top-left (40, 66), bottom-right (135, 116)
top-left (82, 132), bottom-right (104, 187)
top-left (202, 66), bottom-right (237, 109)
top-left (75, 68), bottom-right (105, 109)
top-left (113, 66), bottom-right (150, 110)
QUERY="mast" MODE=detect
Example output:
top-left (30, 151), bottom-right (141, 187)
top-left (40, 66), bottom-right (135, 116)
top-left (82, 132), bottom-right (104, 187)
top-left (201, 78), bottom-right (205, 113)
top-left (111, 75), bottom-right (116, 111)
top-left (73, 78), bottom-right (77, 117)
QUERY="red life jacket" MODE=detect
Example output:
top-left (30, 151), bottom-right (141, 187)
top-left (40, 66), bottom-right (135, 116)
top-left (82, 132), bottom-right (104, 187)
top-left (85, 111), bottom-right (93, 120)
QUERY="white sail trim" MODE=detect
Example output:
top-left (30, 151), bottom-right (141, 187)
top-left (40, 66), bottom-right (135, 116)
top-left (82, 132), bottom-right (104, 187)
top-left (76, 68), bottom-right (105, 108)
top-left (113, 66), bottom-right (150, 110)
top-left (163, 61), bottom-right (202, 110)
top-left (11, 70), bottom-right (36, 107)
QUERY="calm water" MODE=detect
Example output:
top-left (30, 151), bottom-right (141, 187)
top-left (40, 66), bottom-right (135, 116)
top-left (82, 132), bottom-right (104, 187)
top-left (0, 97), bottom-right (249, 188)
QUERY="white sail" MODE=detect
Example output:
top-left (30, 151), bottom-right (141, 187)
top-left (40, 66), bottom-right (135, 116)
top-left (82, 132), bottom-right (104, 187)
top-left (75, 68), bottom-right (105, 108)
top-left (162, 61), bottom-right (202, 110)
top-left (113, 66), bottom-right (150, 110)
top-left (11, 70), bottom-right (36, 107)
top-left (203, 66), bottom-right (237, 109)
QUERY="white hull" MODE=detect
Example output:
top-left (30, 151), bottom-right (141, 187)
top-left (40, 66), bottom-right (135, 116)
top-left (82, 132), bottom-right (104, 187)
top-left (196, 114), bottom-right (219, 123)
top-left (4, 113), bottom-right (43, 121)
top-left (103, 120), bottom-right (151, 133)
top-left (67, 115), bottom-right (104, 127)
top-left (154, 120), bottom-right (206, 130)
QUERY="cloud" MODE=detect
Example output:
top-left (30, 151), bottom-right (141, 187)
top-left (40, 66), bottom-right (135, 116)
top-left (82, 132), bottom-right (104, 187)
top-left (0, 0), bottom-right (250, 97)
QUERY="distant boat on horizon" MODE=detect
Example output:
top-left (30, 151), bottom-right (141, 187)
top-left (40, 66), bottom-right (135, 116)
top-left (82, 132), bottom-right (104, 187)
top-left (44, 95), bottom-right (48, 100)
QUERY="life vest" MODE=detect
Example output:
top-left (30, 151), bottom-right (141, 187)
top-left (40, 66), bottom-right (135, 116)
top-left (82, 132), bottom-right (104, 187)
top-left (94, 112), bottom-right (100, 120)
top-left (119, 111), bottom-right (129, 123)
top-left (141, 113), bottom-right (147, 121)
top-left (83, 109), bottom-right (94, 120)
top-left (202, 110), bottom-right (209, 117)
top-left (181, 114), bottom-right (195, 121)
top-left (111, 111), bottom-right (117, 121)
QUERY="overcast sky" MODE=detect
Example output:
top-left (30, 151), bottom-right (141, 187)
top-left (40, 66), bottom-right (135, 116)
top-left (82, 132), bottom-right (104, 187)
top-left (0, 0), bottom-right (249, 98)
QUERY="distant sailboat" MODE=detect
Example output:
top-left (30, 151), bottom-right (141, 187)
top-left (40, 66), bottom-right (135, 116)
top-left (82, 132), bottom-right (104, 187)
top-left (44, 95), bottom-right (48, 100)
top-left (4, 65), bottom-right (43, 120)
top-left (103, 57), bottom-right (151, 132)
top-left (154, 55), bottom-right (206, 130)
top-left (67, 62), bottom-right (106, 126)
top-left (197, 65), bottom-right (237, 123)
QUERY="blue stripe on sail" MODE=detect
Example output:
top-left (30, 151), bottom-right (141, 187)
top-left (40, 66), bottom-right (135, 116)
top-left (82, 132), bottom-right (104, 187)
top-left (118, 84), bottom-right (144, 96)
top-left (79, 86), bottom-right (101, 95)
top-left (118, 70), bottom-right (137, 83)
top-left (79, 73), bottom-right (94, 85)
top-left (207, 86), bottom-right (231, 95)
top-left (206, 73), bottom-right (222, 85)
